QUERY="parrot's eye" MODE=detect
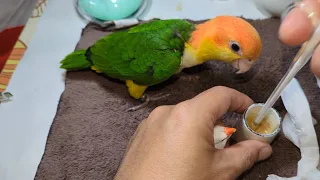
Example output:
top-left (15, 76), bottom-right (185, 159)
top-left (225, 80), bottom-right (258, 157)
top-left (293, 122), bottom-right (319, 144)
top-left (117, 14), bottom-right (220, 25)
top-left (229, 41), bottom-right (241, 54)
top-left (231, 44), bottom-right (240, 52)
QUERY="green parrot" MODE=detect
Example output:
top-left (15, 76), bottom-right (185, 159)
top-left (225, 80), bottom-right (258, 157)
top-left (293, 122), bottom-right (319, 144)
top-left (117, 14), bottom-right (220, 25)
top-left (60, 16), bottom-right (262, 111)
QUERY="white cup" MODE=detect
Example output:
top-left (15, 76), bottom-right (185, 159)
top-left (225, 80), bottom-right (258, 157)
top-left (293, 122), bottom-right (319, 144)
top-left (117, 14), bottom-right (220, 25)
top-left (252, 0), bottom-right (301, 17)
top-left (234, 103), bottom-right (282, 144)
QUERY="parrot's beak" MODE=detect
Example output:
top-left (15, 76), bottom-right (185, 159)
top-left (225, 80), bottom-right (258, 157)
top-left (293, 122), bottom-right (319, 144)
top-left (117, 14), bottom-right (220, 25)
top-left (232, 58), bottom-right (254, 74)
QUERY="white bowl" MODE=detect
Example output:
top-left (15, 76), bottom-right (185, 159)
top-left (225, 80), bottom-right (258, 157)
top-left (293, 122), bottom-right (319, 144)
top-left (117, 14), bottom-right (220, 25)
top-left (252, 0), bottom-right (301, 17)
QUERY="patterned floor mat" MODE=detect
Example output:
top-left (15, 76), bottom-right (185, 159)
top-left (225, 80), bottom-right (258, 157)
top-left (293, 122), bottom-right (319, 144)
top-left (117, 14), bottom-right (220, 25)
top-left (0, 0), bottom-right (47, 92)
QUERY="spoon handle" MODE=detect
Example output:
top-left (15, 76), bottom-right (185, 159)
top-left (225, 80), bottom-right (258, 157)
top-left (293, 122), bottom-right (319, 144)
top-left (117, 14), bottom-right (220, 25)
top-left (253, 24), bottom-right (320, 126)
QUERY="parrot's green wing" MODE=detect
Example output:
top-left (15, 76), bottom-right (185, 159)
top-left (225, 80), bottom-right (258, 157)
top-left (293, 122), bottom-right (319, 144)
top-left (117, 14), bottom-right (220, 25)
top-left (88, 19), bottom-right (195, 86)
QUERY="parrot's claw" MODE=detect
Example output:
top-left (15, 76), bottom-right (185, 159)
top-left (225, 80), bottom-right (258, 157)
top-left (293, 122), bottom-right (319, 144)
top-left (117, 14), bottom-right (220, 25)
top-left (127, 102), bottom-right (148, 112)
top-left (127, 93), bottom-right (171, 112)
top-left (148, 93), bottom-right (171, 101)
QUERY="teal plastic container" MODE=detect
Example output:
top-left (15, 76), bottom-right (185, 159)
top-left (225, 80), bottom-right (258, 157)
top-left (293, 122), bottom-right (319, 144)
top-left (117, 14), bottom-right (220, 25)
top-left (78, 0), bottom-right (143, 21)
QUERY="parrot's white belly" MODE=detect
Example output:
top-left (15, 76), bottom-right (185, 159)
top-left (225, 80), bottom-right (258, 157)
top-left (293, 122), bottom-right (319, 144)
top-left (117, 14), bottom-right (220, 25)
top-left (176, 48), bottom-right (199, 73)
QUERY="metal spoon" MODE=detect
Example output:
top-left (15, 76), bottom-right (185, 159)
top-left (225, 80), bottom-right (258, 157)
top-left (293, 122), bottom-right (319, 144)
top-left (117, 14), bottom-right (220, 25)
top-left (253, 11), bottom-right (320, 129)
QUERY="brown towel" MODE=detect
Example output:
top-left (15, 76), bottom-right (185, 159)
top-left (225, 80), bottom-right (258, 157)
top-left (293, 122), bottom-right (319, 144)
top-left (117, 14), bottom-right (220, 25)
top-left (35, 18), bottom-right (320, 180)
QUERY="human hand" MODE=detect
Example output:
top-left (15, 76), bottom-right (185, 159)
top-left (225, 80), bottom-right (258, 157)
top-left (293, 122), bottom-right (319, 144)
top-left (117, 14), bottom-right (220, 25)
top-left (279, 0), bottom-right (320, 78)
top-left (114, 86), bottom-right (272, 180)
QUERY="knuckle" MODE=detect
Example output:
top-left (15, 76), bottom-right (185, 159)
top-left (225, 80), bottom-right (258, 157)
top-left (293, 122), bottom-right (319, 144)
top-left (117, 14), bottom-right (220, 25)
top-left (241, 148), bottom-right (256, 169)
top-left (205, 86), bottom-right (230, 100)
top-left (171, 102), bottom-right (192, 121)
top-left (227, 148), bottom-right (256, 175)
top-left (148, 106), bottom-right (167, 120)
top-left (212, 153), bottom-right (238, 179)
top-left (211, 86), bottom-right (229, 93)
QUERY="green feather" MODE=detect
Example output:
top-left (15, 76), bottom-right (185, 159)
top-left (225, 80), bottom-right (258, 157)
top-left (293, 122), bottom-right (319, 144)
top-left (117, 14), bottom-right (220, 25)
top-left (60, 50), bottom-right (91, 70)
top-left (61, 19), bottom-right (195, 86)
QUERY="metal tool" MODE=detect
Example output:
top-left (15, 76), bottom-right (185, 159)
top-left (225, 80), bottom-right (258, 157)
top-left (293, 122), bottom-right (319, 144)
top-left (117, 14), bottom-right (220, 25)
top-left (253, 16), bottom-right (320, 127)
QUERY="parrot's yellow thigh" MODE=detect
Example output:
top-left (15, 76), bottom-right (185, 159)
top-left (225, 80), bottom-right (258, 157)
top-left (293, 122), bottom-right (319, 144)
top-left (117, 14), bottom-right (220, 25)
top-left (91, 66), bottom-right (103, 73)
top-left (125, 80), bottom-right (148, 99)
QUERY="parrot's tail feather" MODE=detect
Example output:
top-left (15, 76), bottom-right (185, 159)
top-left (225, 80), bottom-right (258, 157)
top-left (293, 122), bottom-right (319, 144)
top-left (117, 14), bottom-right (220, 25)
top-left (60, 50), bottom-right (92, 70)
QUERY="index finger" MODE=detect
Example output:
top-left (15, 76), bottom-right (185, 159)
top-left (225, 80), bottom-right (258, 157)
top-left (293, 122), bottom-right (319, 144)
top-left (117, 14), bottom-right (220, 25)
top-left (279, 0), bottom-right (319, 46)
top-left (186, 86), bottom-right (254, 125)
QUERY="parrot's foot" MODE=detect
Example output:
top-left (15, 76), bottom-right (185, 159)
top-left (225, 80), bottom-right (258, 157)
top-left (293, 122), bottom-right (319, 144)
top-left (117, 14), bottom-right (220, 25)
top-left (127, 93), bottom-right (171, 112)
top-left (91, 66), bottom-right (103, 73)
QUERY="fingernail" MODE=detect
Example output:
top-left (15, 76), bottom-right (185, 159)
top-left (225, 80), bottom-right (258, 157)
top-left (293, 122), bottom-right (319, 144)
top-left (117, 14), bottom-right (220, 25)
top-left (297, 0), bottom-right (320, 27)
top-left (258, 146), bottom-right (272, 161)
top-left (279, 8), bottom-right (298, 34)
top-left (280, 2), bottom-right (296, 22)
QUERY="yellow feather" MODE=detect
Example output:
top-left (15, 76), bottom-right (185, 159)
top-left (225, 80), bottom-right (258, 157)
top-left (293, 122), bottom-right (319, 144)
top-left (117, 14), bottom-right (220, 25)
top-left (196, 38), bottom-right (240, 63)
top-left (125, 80), bottom-right (147, 99)
top-left (188, 16), bottom-right (262, 63)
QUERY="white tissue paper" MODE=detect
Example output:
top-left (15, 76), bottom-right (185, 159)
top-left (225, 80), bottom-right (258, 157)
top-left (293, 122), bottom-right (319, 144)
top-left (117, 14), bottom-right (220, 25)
top-left (113, 19), bottom-right (139, 29)
top-left (267, 78), bottom-right (320, 180)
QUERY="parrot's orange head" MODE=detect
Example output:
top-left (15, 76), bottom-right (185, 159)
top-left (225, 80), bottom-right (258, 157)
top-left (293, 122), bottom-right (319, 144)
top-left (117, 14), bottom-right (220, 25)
top-left (189, 16), bottom-right (262, 74)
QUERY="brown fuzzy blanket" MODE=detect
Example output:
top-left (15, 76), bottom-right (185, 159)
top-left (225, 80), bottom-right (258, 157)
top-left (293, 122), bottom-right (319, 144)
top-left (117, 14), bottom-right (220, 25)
top-left (35, 18), bottom-right (320, 180)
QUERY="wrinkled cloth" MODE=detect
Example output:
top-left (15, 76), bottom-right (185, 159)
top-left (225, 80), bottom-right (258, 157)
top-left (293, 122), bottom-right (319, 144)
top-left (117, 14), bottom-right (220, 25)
top-left (35, 18), bottom-right (320, 180)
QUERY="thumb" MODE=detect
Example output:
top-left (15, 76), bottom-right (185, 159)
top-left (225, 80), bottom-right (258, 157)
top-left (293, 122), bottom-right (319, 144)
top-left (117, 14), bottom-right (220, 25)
top-left (219, 140), bottom-right (272, 178)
